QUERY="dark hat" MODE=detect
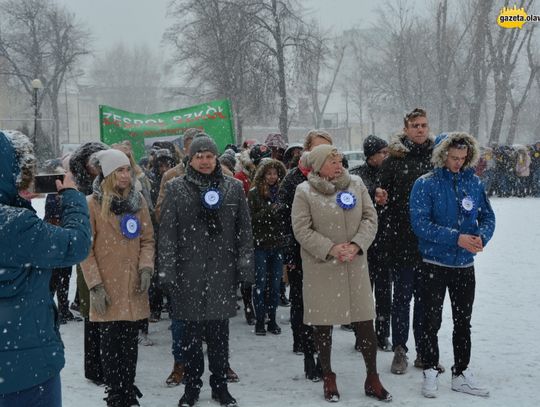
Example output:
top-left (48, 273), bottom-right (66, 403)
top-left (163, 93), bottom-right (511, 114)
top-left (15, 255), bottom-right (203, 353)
top-left (249, 144), bottom-right (271, 166)
top-left (189, 133), bottom-right (219, 160)
top-left (219, 149), bottom-right (237, 172)
top-left (363, 135), bottom-right (388, 159)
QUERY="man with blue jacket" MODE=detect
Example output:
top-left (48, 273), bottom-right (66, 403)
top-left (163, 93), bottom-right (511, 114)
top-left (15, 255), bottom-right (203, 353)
top-left (0, 130), bottom-right (91, 406)
top-left (410, 132), bottom-right (495, 399)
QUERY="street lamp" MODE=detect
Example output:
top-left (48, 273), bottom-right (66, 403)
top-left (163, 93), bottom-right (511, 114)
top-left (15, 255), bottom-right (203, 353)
top-left (31, 78), bottom-right (43, 145)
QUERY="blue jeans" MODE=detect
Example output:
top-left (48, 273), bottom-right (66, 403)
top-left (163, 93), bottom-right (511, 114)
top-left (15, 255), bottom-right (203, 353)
top-left (171, 319), bottom-right (185, 363)
top-left (391, 264), bottom-right (424, 354)
top-left (0, 375), bottom-right (61, 407)
top-left (253, 248), bottom-right (283, 321)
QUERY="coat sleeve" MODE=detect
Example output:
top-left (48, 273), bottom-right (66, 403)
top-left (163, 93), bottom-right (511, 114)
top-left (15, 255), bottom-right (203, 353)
top-left (80, 198), bottom-right (103, 290)
top-left (291, 186), bottom-right (335, 261)
top-left (157, 181), bottom-right (180, 288)
top-left (6, 189), bottom-right (91, 269)
top-left (350, 182), bottom-right (378, 254)
top-left (476, 179), bottom-right (496, 246)
top-left (137, 196), bottom-right (155, 271)
top-left (409, 178), bottom-right (460, 245)
top-left (234, 183), bottom-right (255, 284)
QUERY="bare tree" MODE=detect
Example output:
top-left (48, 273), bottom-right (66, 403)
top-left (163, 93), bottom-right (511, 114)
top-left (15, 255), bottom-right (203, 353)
top-left (486, 0), bottom-right (534, 145)
top-left (0, 0), bottom-right (90, 158)
top-left (89, 43), bottom-right (163, 114)
top-left (164, 0), bottom-right (276, 143)
top-left (295, 23), bottom-right (346, 128)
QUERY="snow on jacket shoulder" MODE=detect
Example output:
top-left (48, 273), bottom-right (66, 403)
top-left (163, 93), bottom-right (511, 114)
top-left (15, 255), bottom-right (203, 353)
top-left (409, 167), bottom-right (495, 267)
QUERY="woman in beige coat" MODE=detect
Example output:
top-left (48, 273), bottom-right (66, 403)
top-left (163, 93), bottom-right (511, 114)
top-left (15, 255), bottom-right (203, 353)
top-left (81, 149), bottom-right (155, 407)
top-left (291, 144), bottom-right (391, 403)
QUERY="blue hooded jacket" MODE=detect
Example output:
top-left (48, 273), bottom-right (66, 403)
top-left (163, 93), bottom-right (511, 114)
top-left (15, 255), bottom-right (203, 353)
top-left (0, 131), bottom-right (91, 394)
top-left (409, 132), bottom-right (495, 267)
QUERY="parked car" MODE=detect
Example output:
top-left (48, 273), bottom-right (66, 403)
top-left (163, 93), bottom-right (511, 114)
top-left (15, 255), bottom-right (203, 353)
top-left (342, 150), bottom-right (365, 168)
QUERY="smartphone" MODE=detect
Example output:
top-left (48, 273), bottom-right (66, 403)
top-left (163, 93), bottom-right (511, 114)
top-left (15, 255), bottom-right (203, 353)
top-left (33, 174), bottom-right (65, 194)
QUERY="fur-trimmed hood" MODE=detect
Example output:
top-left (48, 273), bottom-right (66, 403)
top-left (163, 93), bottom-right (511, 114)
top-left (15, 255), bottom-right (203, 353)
top-left (388, 133), bottom-right (435, 159)
top-left (69, 142), bottom-right (109, 195)
top-left (252, 159), bottom-right (287, 191)
top-left (0, 130), bottom-right (36, 206)
top-left (431, 132), bottom-right (480, 169)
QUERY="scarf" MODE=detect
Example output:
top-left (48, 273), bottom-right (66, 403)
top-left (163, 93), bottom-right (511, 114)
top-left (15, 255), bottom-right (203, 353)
top-left (92, 175), bottom-right (141, 215)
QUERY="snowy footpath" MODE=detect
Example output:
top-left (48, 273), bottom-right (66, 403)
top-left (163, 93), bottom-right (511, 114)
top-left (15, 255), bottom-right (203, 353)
top-left (37, 197), bottom-right (539, 407)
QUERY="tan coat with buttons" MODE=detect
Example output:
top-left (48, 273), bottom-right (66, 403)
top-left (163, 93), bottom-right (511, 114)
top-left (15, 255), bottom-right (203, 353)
top-left (81, 194), bottom-right (155, 322)
top-left (291, 171), bottom-right (378, 325)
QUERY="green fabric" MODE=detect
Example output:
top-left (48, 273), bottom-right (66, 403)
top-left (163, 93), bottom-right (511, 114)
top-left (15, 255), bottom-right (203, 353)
top-left (99, 99), bottom-right (235, 161)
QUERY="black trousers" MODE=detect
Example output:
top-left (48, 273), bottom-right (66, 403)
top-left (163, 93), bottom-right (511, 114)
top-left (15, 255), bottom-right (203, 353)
top-left (367, 251), bottom-right (392, 342)
top-left (183, 319), bottom-right (229, 395)
top-left (421, 263), bottom-right (475, 375)
top-left (49, 267), bottom-right (72, 317)
top-left (288, 265), bottom-right (315, 355)
top-left (84, 318), bottom-right (103, 383)
top-left (99, 320), bottom-right (139, 395)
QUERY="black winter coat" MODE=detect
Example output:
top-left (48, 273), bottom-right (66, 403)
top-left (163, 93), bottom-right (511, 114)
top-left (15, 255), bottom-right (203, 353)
top-left (376, 135), bottom-right (434, 266)
top-left (158, 172), bottom-right (254, 321)
top-left (277, 166), bottom-right (307, 266)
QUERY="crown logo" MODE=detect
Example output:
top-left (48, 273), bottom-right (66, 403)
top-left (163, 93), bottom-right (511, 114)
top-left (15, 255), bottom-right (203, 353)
top-left (497, 5), bottom-right (528, 29)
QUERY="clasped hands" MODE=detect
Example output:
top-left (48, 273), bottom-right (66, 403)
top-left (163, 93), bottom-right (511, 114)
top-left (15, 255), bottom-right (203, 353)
top-left (329, 242), bottom-right (361, 263)
top-left (458, 234), bottom-right (483, 254)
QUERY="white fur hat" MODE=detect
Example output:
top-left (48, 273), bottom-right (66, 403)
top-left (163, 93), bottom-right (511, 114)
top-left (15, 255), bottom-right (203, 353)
top-left (94, 149), bottom-right (130, 177)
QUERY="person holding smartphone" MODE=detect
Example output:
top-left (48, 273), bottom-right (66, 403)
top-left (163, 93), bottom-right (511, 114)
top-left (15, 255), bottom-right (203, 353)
top-left (0, 130), bottom-right (91, 407)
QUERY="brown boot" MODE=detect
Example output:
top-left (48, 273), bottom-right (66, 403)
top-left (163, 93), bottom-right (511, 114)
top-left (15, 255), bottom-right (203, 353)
top-left (165, 362), bottom-right (184, 387)
top-left (365, 373), bottom-right (392, 402)
top-left (226, 366), bottom-right (240, 383)
top-left (323, 372), bottom-right (340, 402)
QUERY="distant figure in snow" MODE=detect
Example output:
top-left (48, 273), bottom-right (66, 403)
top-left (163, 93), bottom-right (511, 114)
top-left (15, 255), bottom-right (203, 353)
top-left (410, 132), bottom-right (495, 398)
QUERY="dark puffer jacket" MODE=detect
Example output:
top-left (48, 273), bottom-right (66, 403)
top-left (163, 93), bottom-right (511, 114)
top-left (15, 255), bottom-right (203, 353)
top-left (376, 134), bottom-right (434, 266)
top-left (0, 131), bottom-right (91, 394)
top-left (247, 159), bottom-right (287, 249)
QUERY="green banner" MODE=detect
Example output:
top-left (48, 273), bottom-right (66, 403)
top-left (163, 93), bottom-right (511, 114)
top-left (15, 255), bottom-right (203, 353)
top-left (99, 99), bottom-right (235, 160)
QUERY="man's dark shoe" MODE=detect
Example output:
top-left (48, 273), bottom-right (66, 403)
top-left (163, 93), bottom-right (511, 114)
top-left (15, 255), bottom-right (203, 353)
top-left (266, 320), bottom-right (281, 335)
top-left (211, 388), bottom-right (237, 407)
top-left (255, 320), bottom-right (266, 336)
top-left (178, 391), bottom-right (199, 407)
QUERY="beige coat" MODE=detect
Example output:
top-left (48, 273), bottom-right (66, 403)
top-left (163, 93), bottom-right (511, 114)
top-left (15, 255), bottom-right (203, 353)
top-left (81, 194), bottom-right (155, 322)
top-left (155, 162), bottom-right (185, 221)
top-left (291, 171), bottom-right (377, 325)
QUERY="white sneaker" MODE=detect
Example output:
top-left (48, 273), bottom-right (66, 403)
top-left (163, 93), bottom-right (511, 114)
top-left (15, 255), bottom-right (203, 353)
top-left (422, 368), bottom-right (439, 398)
top-left (451, 368), bottom-right (489, 397)
top-left (138, 333), bottom-right (154, 346)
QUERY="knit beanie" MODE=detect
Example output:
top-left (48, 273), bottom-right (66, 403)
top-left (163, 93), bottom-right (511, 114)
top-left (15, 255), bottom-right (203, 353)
top-left (363, 135), bottom-right (388, 159)
top-left (219, 149), bottom-right (237, 172)
top-left (249, 144), bottom-right (271, 166)
top-left (265, 133), bottom-right (286, 150)
top-left (189, 133), bottom-right (219, 160)
top-left (94, 149), bottom-right (130, 177)
top-left (307, 144), bottom-right (339, 173)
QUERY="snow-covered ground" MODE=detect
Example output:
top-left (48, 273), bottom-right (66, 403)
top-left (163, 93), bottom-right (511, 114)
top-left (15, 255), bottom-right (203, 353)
top-left (34, 197), bottom-right (539, 406)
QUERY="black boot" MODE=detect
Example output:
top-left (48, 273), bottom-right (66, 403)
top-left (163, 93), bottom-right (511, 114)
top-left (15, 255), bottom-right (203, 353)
top-left (211, 387), bottom-right (237, 407)
top-left (304, 354), bottom-right (322, 382)
top-left (255, 319), bottom-right (266, 336)
top-left (178, 387), bottom-right (199, 407)
top-left (266, 318), bottom-right (281, 335)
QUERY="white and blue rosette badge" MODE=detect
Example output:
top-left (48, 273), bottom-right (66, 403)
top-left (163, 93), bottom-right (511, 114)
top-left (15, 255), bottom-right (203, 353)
top-left (461, 195), bottom-right (475, 215)
top-left (202, 188), bottom-right (222, 210)
top-left (120, 214), bottom-right (141, 239)
top-left (336, 191), bottom-right (357, 210)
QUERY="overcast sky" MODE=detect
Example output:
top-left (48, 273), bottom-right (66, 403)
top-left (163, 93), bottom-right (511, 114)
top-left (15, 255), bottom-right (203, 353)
top-left (55, 0), bottom-right (398, 55)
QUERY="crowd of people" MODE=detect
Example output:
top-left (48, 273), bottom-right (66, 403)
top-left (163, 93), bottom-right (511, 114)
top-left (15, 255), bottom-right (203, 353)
top-left (0, 106), bottom-right (514, 406)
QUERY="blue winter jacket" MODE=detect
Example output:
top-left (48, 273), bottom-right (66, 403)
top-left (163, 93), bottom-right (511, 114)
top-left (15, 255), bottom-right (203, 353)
top-left (409, 167), bottom-right (495, 267)
top-left (0, 132), bottom-right (91, 394)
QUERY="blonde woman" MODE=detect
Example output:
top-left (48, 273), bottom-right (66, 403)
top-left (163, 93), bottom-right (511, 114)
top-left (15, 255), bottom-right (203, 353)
top-left (81, 149), bottom-right (155, 407)
top-left (292, 145), bottom-right (391, 403)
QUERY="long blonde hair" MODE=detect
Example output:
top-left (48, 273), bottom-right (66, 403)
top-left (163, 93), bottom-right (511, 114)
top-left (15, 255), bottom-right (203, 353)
top-left (100, 171), bottom-right (130, 217)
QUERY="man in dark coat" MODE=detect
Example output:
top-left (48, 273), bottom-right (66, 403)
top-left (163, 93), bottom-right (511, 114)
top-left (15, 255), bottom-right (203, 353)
top-left (158, 134), bottom-right (254, 407)
top-left (375, 108), bottom-right (437, 375)
top-left (350, 135), bottom-right (391, 351)
top-left (0, 130), bottom-right (91, 405)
